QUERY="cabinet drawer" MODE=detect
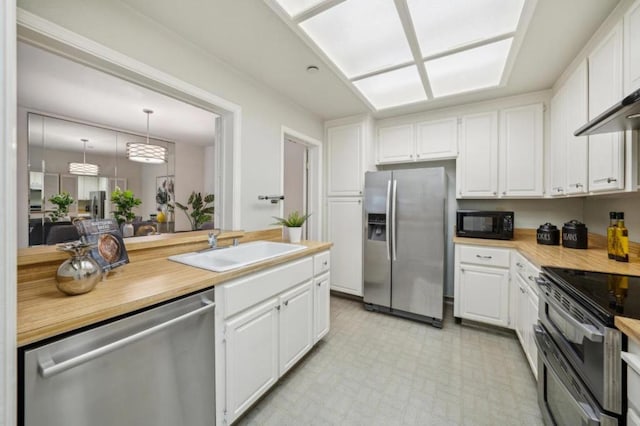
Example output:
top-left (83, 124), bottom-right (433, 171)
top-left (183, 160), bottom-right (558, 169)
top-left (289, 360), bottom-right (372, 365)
top-left (623, 340), bottom-right (640, 414)
top-left (314, 251), bottom-right (330, 276)
top-left (221, 257), bottom-right (313, 318)
top-left (459, 245), bottom-right (510, 268)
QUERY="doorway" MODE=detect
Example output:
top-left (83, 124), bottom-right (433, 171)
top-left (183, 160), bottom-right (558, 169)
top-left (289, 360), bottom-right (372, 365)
top-left (283, 139), bottom-right (309, 238)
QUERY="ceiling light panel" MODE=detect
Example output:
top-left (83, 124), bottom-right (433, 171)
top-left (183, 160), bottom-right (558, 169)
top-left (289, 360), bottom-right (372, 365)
top-left (407, 0), bottom-right (525, 57)
top-left (300, 0), bottom-right (413, 78)
top-left (426, 38), bottom-right (513, 98)
top-left (275, 0), bottom-right (327, 17)
top-left (353, 65), bottom-right (426, 110)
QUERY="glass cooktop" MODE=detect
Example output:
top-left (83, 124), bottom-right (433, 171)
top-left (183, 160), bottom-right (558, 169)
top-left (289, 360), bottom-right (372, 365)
top-left (543, 266), bottom-right (640, 325)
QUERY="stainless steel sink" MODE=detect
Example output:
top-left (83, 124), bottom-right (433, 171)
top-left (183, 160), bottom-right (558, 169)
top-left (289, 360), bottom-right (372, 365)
top-left (168, 240), bottom-right (306, 272)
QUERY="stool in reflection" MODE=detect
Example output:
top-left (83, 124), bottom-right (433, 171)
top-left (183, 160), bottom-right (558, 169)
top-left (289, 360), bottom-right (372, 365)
top-left (46, 224), bottom-right (80, 245)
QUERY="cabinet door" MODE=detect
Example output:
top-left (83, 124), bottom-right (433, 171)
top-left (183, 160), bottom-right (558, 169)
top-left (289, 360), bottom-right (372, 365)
top-left (499, 104), bottom-right (544, 197)
top-left (458, 264), bottom-right (510, 328)
top-left (564, 61), bottom-right (589, 195)
top-left (327, 197), bottom-right (363, 296)
top-left (457, 111), bottom-right (498, 198)
top-left (625, 0), bottom-right (640, 94)
top-left (527, 290), bottom-right (539, 379)
top-left (327, 123), bottom-right (363, 196)
top-left (415, 117), bottom-right (458, 160)
top-left (225, 298), bottom-right (279, 422)
top-left (515, 274), bottom-right (528, 348)
top-left (314, 272), bottom-right (330, 342)
top-left (279, 281), bottom-right (313, 375)
top-left (377, 124), bottom-right (414, 164)
top-left (549, 91), bottom-right (566, 196)
top-left (588, 24), bottom-right (625, 192)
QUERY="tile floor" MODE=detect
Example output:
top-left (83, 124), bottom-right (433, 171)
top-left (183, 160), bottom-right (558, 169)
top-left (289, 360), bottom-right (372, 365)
top-left (236, 296), bottom-right (544, 426)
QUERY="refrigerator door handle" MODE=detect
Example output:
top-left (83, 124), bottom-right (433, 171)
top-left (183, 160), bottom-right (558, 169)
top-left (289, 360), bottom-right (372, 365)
top-left (392, 179), bottom-right (397, 261)
top-left (385, 179), bottom-right (391, 261)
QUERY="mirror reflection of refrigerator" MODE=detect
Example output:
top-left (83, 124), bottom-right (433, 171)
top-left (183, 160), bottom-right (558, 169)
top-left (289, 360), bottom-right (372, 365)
top-left (89, 191), bottom-right (106, 219)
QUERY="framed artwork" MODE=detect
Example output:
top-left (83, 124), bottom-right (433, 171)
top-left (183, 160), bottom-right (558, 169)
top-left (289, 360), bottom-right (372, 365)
top-left (156, 175), bottom-right (175, 211)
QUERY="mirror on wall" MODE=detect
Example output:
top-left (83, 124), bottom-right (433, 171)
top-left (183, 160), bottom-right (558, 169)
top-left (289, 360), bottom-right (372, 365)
top-left (27, 113), bottom-right (176, 246)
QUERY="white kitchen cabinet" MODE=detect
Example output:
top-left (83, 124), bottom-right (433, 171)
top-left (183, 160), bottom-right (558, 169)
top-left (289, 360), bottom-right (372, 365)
top-left (514, 273), bottom-right (539, 379)
top-left (625, 0), bottom-right (640, 94)
top-left (622, 339), bottom-right (640, 424)
top-left (499, 104), bottom-right (544, 197)
top-left (224, 297), bottom-right (280, 421)
top-left (314, 272), bottom-right (330, 342)
top-left (327, 123), bottom-right (364, 196)
top-left (588, 23), bottom-right (625, 193)
top-left (454, 244), bottom-right (510, 328)
top-left (565, 61), bottom-right (589, 194)
top-left (526, 285), bottom-right (539, 379)
top-left (278, 281), bottom-right (313, 375)
top-left (327, 197), bottom-right (362, 296)
top-left (415, 117), bottom-right (458, 160)
top-left (377, 123), bottom-right (414, 164)
top-left (549, 92), bottom-right (566, 196)
top-left (457, 111), bottom-right (499, 198)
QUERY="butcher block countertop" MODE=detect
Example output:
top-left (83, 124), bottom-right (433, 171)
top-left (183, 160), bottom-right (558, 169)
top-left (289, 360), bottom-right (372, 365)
top-left (455, 229), bottom-right (640, 343)
top-left (17, 229), bottom-right (332, 347)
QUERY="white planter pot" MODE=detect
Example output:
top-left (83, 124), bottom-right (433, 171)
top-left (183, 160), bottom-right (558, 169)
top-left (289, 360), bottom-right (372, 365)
top-left (122, 222), bottom-right (134, 238)
top-left (288, 227), bottom-right (302, 243)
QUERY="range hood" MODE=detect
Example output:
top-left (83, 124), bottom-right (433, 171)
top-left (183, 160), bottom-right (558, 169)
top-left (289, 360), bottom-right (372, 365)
top-left (574, 88), bottom-right (640, 136)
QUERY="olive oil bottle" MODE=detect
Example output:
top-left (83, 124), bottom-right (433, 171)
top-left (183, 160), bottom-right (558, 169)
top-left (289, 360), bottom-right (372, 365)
top-left (607, 211), bottom-right (617, 259)
top-left (615, 212), bottom-right (629, 262)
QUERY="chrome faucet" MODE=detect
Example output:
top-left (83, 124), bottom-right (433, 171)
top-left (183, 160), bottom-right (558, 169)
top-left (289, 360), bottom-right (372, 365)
top-left (207, 232), bottom-right (218, 249)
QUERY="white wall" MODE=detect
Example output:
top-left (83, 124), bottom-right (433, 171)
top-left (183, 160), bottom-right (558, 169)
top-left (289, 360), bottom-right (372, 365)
top-left (583, 193), bottom-right (640, 241)
top-left (174, 142), bottom-right (206, 231)
top-left (17, 0), bottom-right (324, 232)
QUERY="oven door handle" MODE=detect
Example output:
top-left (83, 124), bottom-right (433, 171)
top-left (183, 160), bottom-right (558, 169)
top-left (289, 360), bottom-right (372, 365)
top-left (539, 290), bottom-right (604, 343)
top-left (533, 325), bottom-right (601, 426)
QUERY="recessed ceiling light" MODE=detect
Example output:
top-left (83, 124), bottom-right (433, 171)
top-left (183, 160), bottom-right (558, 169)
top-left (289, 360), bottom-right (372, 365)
top-left (306, 65), bottom-right (320, 73)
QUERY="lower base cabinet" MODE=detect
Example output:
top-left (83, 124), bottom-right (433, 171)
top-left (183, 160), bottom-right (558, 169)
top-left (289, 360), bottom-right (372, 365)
top-left (515, 273), bottom-right (539, 379)
top-left (314, 272), bottom-right (330, 342)
top-left (456, 263), bottom-right (510, 328)
top-left (279, 281), bottom-right (314, 375)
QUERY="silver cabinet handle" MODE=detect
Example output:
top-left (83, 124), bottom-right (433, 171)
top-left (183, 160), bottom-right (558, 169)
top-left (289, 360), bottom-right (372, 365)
top-left (528, 275), bottom-right (535, 282)
top-left (276, 305), bottom-right (281, 311)
top-left (317, 282), bottom-right (321, 287)
top-left (385, 179), bottom-right (391, 261)
top-left (502, 191), bottom-right (506, 196)
top-left (476, 255), bottom-right (492, 259)
top-left (492, 191), bottom-right (497, 195)
top-left (323, 261), bottom-right (328, 266)
top-left (516, 262), bottom-right (524, 268)
top-left (284, 300), bottom-right (289, 306)
top-left (38, 298), bottom-right (215, 378)
top-left (392, 179), bottom-right (397, 261)
top-left (594, 177), bottom-right (617, 183)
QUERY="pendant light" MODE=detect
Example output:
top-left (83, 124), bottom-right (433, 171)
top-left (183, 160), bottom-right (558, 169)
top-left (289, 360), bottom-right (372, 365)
top-left (69, 139), bottom-right (100, 176)
top-left (126, 109), bottom-right (167, 164)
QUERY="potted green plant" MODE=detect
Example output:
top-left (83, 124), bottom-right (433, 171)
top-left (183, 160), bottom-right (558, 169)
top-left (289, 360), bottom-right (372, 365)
top-left (111, 187), bottom-right (142, 237)
top-left (272, 211), bottom-right (310, 243)
top-left (175, 192), bottom-right (214, 231)
top-left (48, 192), bottom-right (74, 222)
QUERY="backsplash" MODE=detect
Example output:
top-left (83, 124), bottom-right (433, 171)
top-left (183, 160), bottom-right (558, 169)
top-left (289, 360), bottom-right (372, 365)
top-left (584, 193), bottom-right (640, 242)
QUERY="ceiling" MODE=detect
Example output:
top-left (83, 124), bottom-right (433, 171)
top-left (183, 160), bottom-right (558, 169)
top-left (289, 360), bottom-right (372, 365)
top-left (17, 41), bottom-right (218, 152)
top-left (117, 0), bottom-right (620, 119)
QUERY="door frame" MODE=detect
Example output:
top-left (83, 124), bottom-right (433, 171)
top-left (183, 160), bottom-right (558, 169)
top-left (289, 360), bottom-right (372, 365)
top-left (1, 2), bottom-right (17, 425)
top-left (280, 126), bottom-right (322, 241)
top-left (16, 8), bottom-right (243, 231)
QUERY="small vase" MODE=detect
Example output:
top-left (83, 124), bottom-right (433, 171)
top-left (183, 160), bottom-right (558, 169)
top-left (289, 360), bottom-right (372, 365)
top-left (56, 241), bottom-right (102, 296)
top-left (288, 227), bottom-right (302, 243)
top-left (122, 222), bottom-right (134, 238)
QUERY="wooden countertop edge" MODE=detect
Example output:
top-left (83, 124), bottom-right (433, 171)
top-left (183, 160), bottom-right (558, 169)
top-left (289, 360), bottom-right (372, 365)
top-left (615, 317), bottom-right (640, 344)
top-left (18, 240), bottom-right (332, 347)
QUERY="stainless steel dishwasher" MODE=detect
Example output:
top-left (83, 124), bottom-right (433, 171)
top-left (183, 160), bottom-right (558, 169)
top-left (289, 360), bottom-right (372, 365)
top-left (21, 289), bottom-right (215, 426)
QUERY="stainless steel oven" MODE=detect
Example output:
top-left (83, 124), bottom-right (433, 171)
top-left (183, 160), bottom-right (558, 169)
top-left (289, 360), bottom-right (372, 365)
top-left (534, 324), bottom-right (619, 425)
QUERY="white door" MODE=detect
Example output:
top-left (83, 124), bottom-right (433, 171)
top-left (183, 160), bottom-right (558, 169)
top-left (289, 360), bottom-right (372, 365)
top-left (549, 91), bottom-right (566, 196)
top-left (499, 104), bottom-right (544, 197)
top-left (625, 0), bottom-right (640, 94)
top-left (377, 124), bottom-right (414, 164)
top-left (279, 281), bottom-right (313, 375)
top-left (314, 272), bottom-right (330, 342)
top-left (283, 138), bottom-right (308, 236)
top-left (327, 123), bottom-right (363, 196)
top-left (415, 117), bottom-right (458, 160)
top-left (588, 23), bottom-right (624, 192)
top-left (564, 61), bottom-right (589, 195)
top-left (327, 197), bottom-right (363, 296)
top-left (457, 111), bottom-right (498, 198)
top-left (458, 264), bottom-right (510, 327)
top-left (225, 298), bottom-right (279, 422)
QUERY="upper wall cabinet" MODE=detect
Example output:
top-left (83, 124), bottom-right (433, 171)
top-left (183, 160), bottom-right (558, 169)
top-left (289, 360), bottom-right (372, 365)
top-left (499, 104), bottom-right (544, 197)
top-left (376, 117), bottom-right (457, 165)
top-left (625, 0), bottom-right (640, 94)
top-left (588, 23), bottom-right (625, 192)
top-left (327, 123), bottom-right (364, 196)
top-left (457, 111), bottom-right (499, 198)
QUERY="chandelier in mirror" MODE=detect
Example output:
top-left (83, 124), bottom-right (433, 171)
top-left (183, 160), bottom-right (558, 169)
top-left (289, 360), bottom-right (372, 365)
top-left (127, 108), bottom-right (167, 164)
top-left (69, 138), bottom-right (100, 176)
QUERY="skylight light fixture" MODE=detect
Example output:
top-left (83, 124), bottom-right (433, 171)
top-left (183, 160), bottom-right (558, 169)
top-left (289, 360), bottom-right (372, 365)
top-left (353, 65), bottom-right (426, 110)
top-left (69, 139), bottom-right (100, 176)
top-left (127, 109), bottom-right (167, 164)
top-left (275, 0), bottom-right (326, 17)
top-left (426, 38), bottom-right (513, 98)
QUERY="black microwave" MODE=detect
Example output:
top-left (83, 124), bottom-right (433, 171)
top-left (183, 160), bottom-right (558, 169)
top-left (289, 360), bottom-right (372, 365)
top-left (456, 210), bottom-right (514, 240)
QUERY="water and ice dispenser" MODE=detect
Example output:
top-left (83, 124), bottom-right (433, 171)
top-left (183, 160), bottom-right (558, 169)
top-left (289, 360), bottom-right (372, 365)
top-left (367, 213), bottom-right (387, 241)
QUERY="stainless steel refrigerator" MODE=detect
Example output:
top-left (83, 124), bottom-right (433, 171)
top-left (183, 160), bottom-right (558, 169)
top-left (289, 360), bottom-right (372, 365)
top-left (89, 190), bottom-right (106, 219)
top-left (363, 167), bottom-right (446, 328)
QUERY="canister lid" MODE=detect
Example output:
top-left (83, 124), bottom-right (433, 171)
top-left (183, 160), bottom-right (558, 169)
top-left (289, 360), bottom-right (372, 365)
top-left (563, 219), bottom-right (586, 229)
top-left (538, 222), bottom-right (558, 231)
